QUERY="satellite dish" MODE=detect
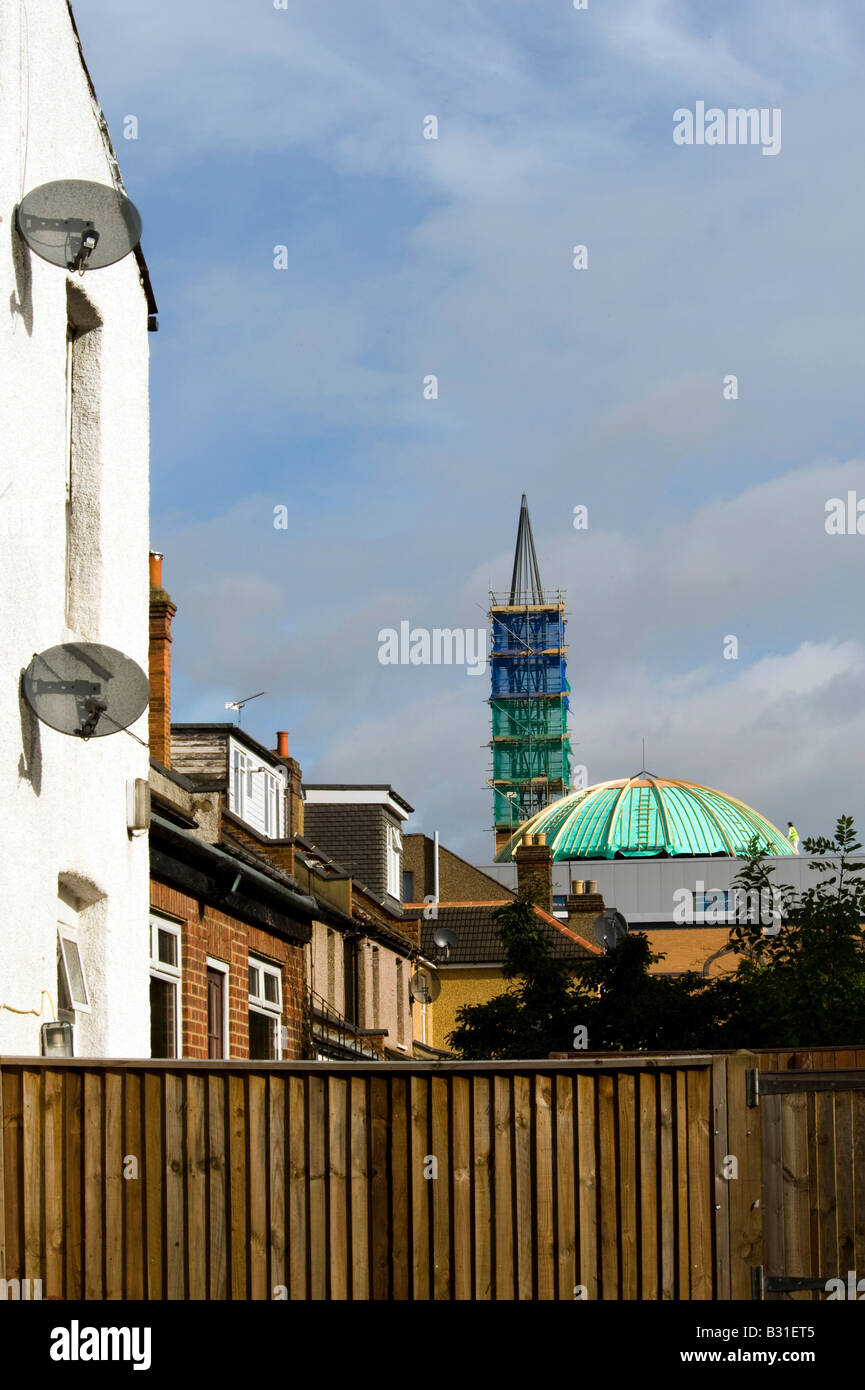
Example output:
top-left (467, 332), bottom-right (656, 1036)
top-left (17, 180), bottom-right (143, 272)
top-left (432, 926), bottom-right (458, 954)
top-left (409, 968), bottom-right (440, 1005)
top-left (594, 910), bottom-right (628, 950)
top-left (23, 644), bottom-right (149, 740)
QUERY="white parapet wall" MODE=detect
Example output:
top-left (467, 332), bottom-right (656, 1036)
top-left (0, 1), bottom-right (152, 1056)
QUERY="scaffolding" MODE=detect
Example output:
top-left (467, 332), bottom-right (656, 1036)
top-left (488, 497), bottom-right (571, 851)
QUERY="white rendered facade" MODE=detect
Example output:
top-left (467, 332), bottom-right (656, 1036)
top-left (0, 2), bottom-right (152, 1055)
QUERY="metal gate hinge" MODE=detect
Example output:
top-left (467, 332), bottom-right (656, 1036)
top-left (746, 1068), bottom-right (759, 1107)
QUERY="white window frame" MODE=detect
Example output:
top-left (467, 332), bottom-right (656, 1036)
top-left (386, 823), bottom-right (402, 899)
top-left (231, 746), bottom-right (251, 820)
top-left (150, 915), bottom-right (182, 1058)
top-left (262, 768), bottom-right (283, 838)
top-left (57, 920), bottom-right (90, 1015)
top-left (248, 956), bottom-right (283, 1060)
top-left (206, 955), bottom-right (230, 1060)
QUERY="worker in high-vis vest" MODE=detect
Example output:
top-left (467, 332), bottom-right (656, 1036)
top-left (787, 821), bottom-right (800, 853)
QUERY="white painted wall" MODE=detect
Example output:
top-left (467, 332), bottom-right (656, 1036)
top-left (0, 1), bottom-right (151, 1056)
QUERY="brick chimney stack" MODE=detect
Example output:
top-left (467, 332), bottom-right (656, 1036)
top-left (271, 730), bottom-right (304, 837)
top-left (565, 876), bottom-right (606, 943)
top-left (149, 551), bottom-right (177, 769)
top-left (514, 833), bottom-right (554, 914)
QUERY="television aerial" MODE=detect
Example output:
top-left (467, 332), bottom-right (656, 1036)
top-left (409, 967), bottom-right (440, 1005)
top-left (16, 179), bottom-right (143, 274)
top-left (225, 691), bottom-right (266, 727)
top-left (22, 644), bottom-right (149, 740)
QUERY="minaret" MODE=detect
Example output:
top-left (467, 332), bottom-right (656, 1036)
top-left (489, 496), bottom-right (571, 854)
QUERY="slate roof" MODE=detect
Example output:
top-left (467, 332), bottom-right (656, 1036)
top-left (411, 902), bottom-right (600, 964)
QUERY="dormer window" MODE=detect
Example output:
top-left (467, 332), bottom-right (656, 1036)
top-left (386, 823), bottom-right (402, 899)
top-left (230, 741), bottom-right (284, 838)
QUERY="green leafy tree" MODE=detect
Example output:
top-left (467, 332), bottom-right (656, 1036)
top-left (724, 816), bottom-right (865, 1046)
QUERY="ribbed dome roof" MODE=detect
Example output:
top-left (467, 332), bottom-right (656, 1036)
top-left (495, 773), bottom-right (795, 862)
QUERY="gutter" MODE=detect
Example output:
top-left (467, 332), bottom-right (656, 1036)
top-left (151, 813), bottom-right (318, 919)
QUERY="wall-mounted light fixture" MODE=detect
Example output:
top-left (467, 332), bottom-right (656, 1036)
top-left (40, 1020), bottom-right (74, 1057)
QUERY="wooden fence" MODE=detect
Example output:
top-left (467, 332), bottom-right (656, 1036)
top-left (1, 1046), bottom-right (864, 1300)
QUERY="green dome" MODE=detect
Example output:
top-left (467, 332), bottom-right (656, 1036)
top-left (495, 773), bottom-right (796, 862)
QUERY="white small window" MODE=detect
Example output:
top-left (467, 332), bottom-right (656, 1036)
top-left (263, 769), bottom-right (283, 838)
top-left (248, 956), bottom-right (282, 1060)
top-left (231, 747), bottom-right (251, 818)
top-left (58, 923), bottom-right (90, 1015)
top-left (386, 823), bottom-right (402, 899)
top-left (150, 917), bottom-right (182, 1058)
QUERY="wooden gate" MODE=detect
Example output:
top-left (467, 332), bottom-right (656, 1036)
top-left (752, 1069), bottom-right (865, 1300)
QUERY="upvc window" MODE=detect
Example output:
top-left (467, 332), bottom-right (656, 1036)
top-left (386, 823), bottom-right (402, 899)
top-left (150, 917), bottom-right (182, 1058)
top-left (262, 769), bottom-right (283, 838)
top-left (248, 957), bottom-right (282, 1060)
top-left (57, 923), bottom-right (90, 1017)
top-left (231, 746), bottom-right (251, 818)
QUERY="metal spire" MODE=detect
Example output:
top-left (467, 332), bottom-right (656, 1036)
top-left (509, 494), bottom-right (544, 603)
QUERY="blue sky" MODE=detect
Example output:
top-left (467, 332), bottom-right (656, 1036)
top-left (73, 0), bottom-right (865, 859)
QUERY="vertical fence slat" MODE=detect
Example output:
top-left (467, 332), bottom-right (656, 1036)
top-left (686, 1067), bottom-right (713, 1299)
top-left (228, 1073), bottom-right (248, 1300)
top-left (1, 1069), bottom-right (22, 1282)
top-left (268, 1074), bottom-right (286, 1301)
top-left (618, 1074), bottom-right (637, 1300)
top-left (815, 1090), bottom-right (838, 1281)
top-left (327, 1075), bottom-right (348, 1301)
top-left (207, 1073), bottom-right (228, 1300)
top-left (835, 1092), bottom-right (855, 1283)
top-left (143, 1071), bottom-right (163, 1299)
top-left (104, 1070), bottom-right (124, 1299)
top-left (289, 1075), bottom-right (308, 1300)
top-left (390, 1074), bottom-right (411, 1301)
top-left (711, 1058), bottom-right (729, 1302)
top-left (64, 1068), bottom-right (83, 1300)
top-left (451, 1076), bottom-right (471, 1301)
top-left (514, 1074), bottom-right (533, 1300)
top-left (431, 1076), bottom-right (451, 1299)
top-left (472, 1076), bottom-right (492, 1300)
top-left (410, 1075), bottom-right (429, 1300)
top-left (639, 1070), bottom-right (659, 1301)
top-left (123, 1073), bottom-right (145, 1301)
top-left (556, 1075), bottom-right (575, 1301)
top-left (534, 1074), bottom-right (555, 1301)
top-left (659, 1071), bottom-right (675, 1300)
top-left (675, 1071), bottom-right (690, 1299)
top-left (349, 1076), bottom-right (368, 1300)
top-left (576, 1074), bottom-right (599, 1300)
top-left (248, 1073), bottom-right (268, 1301)
top-left (165, 1072), bottom-right (186, 1300)
top-left (43, 1068), bottom-right (64, 1299)
top-left (493, 1075), bottom-right (514, 1300)
top-left (83, 1070), bottom-right (103, 1299)
top-left (370, 1076), bottom-right (390, 1300)
top-left (308, 1074), bottom-right (327, 1300)
top-left (781, 1086), bottom-right (811, 1299)
top-left (186, 1073), bottom-right (207, 1301)
top-left (598, 1073), bottom-right (619, 1298)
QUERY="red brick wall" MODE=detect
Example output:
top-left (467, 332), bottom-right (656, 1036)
top-left (150, 881), bottom-right (306, 1059)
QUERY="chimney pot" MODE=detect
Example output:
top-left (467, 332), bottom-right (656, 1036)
top-left (276, 730), bottom-right (289, 758)
top-left (149, 551), bottom-right (163, 587)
